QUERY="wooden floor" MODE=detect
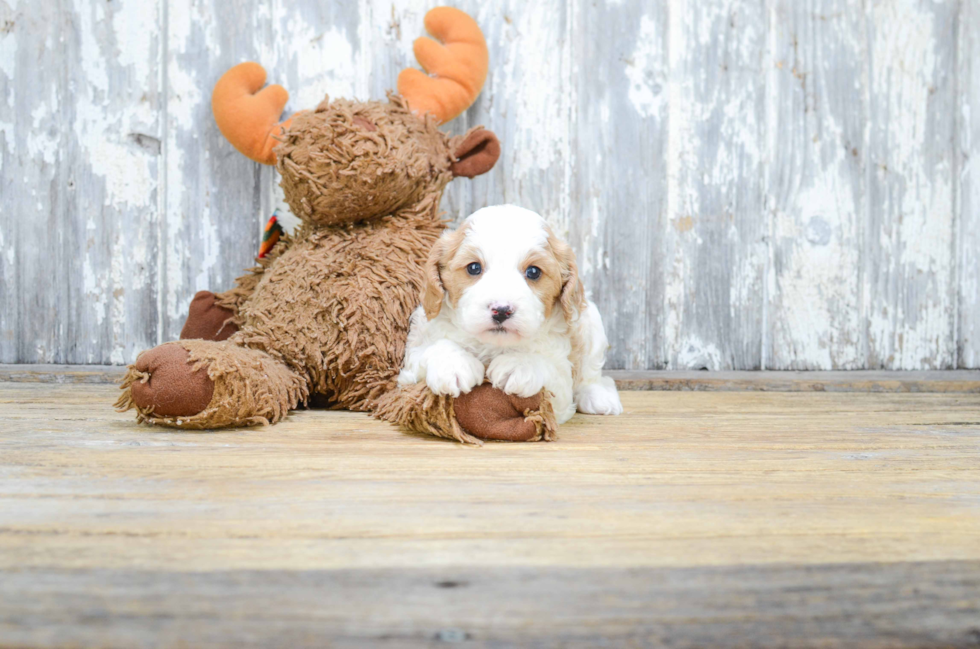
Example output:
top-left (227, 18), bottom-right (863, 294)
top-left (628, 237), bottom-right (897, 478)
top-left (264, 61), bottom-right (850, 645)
top-left (1, 381), bottom-right (979, 647)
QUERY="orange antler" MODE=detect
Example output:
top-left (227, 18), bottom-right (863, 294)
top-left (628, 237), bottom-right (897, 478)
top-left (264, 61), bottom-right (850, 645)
top-left (212, 62), bottom-right (296, 165)
top-left (397, 7), bottom-right (489, 124)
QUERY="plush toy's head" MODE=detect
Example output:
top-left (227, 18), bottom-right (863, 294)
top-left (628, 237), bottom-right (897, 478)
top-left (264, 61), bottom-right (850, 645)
top-left (211, 7), bottom-right (500, 227)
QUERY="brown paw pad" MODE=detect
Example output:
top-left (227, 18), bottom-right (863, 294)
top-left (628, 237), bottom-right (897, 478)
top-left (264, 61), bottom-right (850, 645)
top-left (130, 344), bottom-right (214, 417)
top-left (454, 384), bottom-right (542, 442)
top-left (180, 291), bottom-right (238, 341)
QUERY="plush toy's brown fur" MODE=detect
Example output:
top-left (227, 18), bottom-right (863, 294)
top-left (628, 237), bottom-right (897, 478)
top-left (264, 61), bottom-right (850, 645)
top-left (115, 9), bottom-right (558, 443)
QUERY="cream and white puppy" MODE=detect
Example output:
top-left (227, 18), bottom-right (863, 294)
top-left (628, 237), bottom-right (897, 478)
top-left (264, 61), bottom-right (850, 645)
top-left (397, 205), bottom-right (622, 424)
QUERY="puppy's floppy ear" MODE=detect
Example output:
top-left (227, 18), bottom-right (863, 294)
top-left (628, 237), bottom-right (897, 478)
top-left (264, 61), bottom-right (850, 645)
top-left (422, 236), bottom-right (448, 320)
top-left (550, 233), bottom-right (585, 323)
top-left (422, 226), bottom-right (468, 320)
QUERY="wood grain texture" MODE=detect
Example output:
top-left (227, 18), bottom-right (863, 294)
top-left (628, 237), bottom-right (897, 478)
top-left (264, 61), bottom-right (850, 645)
top-left (959, 0), bottom-right (980, 368)
top-left (1, 1), bottom-right (979, 370)
top-left (1, 0), bottom-right (164, 363)
top-left (569, 0), bottom-right (667, 370)
top-left (1, 384), bottom-right (979, 645)
top-left (663, 0), bottom-right (767, 370)
top-left (765, 0), bottom-right (865, 369)
top-left (2, 563), bottom-right (980, 647)
top-left (865, 0), bottom-right (958, 369)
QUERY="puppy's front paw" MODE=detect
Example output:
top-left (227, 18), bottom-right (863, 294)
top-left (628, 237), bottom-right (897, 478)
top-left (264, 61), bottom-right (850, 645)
top-left (424, 346), bottom-right (484, 397)
top-left (575, 377), bottom-right (623, 415)
top-left (486, 354), bottom-right (547, 398)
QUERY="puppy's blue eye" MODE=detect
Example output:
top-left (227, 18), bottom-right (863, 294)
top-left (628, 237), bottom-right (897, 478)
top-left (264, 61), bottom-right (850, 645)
top-left (525, 266), bottom-right (542, 280)
top-left (466, 262), bottom-right (482, 276)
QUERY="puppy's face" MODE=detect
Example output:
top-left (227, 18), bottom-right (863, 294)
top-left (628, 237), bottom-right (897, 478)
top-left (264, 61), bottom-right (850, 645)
top-left (423, 206), bottom-right (584, 346)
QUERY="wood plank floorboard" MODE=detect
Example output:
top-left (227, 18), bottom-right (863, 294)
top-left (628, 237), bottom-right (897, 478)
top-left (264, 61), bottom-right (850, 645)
top-left (1, 383), bottom-right (978, 647)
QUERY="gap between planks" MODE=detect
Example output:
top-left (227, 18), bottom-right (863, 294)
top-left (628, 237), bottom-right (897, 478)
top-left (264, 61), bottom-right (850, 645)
top-left (0, 364), bottom-right (979, 392)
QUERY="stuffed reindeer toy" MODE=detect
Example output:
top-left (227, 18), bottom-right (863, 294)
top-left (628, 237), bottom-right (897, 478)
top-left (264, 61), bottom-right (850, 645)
top-left (117, 7), bottom-right (558, 443)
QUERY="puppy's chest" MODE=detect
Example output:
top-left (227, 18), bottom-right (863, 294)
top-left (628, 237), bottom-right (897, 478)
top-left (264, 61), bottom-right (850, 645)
top-left (464, 335), bottom-right (574, 369)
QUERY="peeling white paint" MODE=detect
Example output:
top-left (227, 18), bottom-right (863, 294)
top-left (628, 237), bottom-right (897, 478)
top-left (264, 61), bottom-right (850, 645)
top-left (625, 15), bottom-right (665, 119)
top-left (763, 1), bottom-right (866, 370)
top-left (958, 2), bottom-right (980, 368)
top-left (664, 0), bottom-right (766, 369)
top-left (27, 100), bottom-right (58, 165)
top-left (72, 0), bottom-right (157, 209)
top-left (0, 0), bottom-right (17, 173)
top-left (74, 0), bottom-right (109, 95)
top-left (111, 0), bottom-right (156, 81)
top-left (167, 64), bottom-right (203, 127)
top-left (2, 0), bottom-right (974, 368)
top-left (0, 32), bottom-right (15, 81)
top-left (771, 172), bottom-right (862, 369)
top-left (492, 3), bottom-right (568, 183)
top-left (866, 0), bottom-right (956, 369)
top-left (83, 257), bottom-right (107, 326)
top-left (286, 21), bottom-right (360, 108)
top-left (675, 335), bottom-right (724, 371)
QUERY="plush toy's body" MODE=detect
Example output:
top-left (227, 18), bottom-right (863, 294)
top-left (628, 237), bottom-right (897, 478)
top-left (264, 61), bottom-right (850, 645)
top-left (116, 8), bottom-right (557, 443)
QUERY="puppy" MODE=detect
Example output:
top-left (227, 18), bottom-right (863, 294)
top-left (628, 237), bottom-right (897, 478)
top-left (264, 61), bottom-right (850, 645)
top-left (397, 204), bottom-right (622, 424)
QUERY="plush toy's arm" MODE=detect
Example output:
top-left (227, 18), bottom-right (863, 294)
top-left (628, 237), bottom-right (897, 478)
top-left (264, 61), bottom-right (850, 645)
top-left (212, 62), bottom-right (297, 165)
top-left (375, 382), bottom-right (558, 444)
top-left (212, 232), bottom-right (293, 321)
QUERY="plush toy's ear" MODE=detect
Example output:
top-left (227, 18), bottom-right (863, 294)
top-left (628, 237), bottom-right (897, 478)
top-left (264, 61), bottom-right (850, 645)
top-left (549, 232), bottom-right (585, 324)
top-left (451, 127), bottom-right (500, 178)
top-left (398, 7), bottom-right (489, 123)
top-left (212, 62), bottom-right (295, 165)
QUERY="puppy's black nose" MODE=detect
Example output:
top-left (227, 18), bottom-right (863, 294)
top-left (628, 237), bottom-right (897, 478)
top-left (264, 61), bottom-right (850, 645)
top-left (491, 305), bottom-right (514, 324)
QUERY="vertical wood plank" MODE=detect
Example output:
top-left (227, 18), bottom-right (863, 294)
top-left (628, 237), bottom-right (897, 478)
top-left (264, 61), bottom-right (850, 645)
top-left (0, 0), bottom-right (163, 363)
top-left (764, 0), bottom-right (866, 369)
top-left (663, 0), bottom-right (768, 370)
top-left (70, 0), bottom-right (164, 364)
top-left (0, 0), bottom-right (36, 362)
top-left (865, 0), bottom-right (957, 369)
top-left (162, 0), bottom-right (275, 341)
top-left (569, 0), bottom-right (667, 369)
top-left (958, 1), bottom-right (980, 368)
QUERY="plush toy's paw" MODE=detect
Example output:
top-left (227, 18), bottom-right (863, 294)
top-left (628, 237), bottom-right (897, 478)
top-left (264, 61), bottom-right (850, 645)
top-left (180, 291), bottom-right (238, 341)
top-left (424, 342), bottom-right (484, 397)
top-left (575, 376), bottom-right (623, 415)
top-left (486, 354), bottom-right (548, 398)
top-left (129, 343), bottom-right (214, 417)
top-left (454, 384), bottom-right (553, 442)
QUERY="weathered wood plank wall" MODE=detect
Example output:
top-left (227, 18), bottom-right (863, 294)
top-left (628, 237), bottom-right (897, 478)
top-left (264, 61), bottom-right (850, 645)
top-left (0, 0), bottom-right (975, 369)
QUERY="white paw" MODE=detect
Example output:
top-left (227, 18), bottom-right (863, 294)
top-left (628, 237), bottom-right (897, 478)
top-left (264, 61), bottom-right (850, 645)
top-left (575, 377), bottom-right (623, 415)
top-left (396, 367), bottom-right (418, 387)
top-left (423, 347), bottom-right (484, 397)
top-left (486, 354), bottom-right (548, 398)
